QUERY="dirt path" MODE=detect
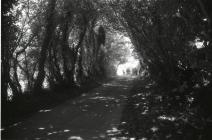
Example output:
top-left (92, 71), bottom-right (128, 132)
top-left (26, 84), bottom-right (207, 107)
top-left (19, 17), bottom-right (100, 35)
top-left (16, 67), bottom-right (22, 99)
top-left (2, 77), bottom-right (136, 140)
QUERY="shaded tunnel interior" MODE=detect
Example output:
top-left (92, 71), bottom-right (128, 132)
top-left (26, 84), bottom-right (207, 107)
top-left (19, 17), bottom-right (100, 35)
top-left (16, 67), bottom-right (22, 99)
top-left (2, 0), bottom-right (212, 140)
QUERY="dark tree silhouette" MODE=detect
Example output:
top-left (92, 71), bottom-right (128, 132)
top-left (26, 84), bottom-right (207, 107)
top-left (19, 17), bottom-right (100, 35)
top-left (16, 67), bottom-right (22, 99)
top-left (34, 0), bottom-right (57, 92)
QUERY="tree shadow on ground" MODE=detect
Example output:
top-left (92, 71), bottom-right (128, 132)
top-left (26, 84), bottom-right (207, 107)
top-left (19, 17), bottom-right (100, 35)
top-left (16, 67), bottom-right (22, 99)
top-left (1, 78), bottom-right (134, 140)
top-left (116, 78), bottom-right (212, 140)
top-left (1, 78), bottom-right (104, 128)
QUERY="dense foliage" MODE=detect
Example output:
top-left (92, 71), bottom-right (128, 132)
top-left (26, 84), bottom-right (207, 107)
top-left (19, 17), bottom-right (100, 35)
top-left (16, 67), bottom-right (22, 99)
top-left (109, 0), bottom-right (212, 86)
top-left (1, 0), bottom-right (212, 120)
top-left (2, 0), bottom-right (111, 100)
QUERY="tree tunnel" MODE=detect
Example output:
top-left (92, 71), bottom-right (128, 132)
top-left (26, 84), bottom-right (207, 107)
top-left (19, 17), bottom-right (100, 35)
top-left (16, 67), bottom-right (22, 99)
top-left (2, 0), bottom-right (212, 139)
top-left (2, 0), bottom-right (212, 102)
top-left (3, 0), bottom-right (147, 100)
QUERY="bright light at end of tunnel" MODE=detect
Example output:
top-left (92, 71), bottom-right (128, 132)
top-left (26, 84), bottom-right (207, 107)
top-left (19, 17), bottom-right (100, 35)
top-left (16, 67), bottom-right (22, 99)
top-left (117, 57), bottom-right (140, 76)
top-left (117, 67), bottom-right (124, 76)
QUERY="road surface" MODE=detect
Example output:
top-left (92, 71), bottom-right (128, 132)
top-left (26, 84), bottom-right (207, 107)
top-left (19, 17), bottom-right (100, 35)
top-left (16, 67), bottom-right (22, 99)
top-left (2, 77), bottom-right (137, 140)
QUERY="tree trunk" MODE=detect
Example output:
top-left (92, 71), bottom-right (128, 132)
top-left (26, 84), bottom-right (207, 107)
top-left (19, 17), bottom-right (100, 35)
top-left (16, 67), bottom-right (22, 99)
top-left (61, 14), bottom-right (72, 82)
top-left (13, 58), bottom-right (22, 94)
top-left (71, 17), bottom-right (88, 82)
top-left (52, 44), bottom-right (63, 82)
top-left (34, 0), bottom-right (57, 92)
top-left (77, 47), bottom-right (84, 84)
top-left (1, 57), bottom-right (10, 103)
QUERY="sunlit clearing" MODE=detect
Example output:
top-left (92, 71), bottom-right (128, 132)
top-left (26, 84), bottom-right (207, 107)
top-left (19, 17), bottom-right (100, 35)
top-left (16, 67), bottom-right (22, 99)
top-left (107, 33), bottom-right (141, 77)
top-left (117, 57), bottom-right (140, 76)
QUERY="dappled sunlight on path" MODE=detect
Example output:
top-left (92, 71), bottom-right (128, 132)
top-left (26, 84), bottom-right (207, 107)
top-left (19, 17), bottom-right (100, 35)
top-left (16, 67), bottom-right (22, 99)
top-left (117, 78), bottom-right (212, 140)
top-left (2, 77), bottom-right (137, 140)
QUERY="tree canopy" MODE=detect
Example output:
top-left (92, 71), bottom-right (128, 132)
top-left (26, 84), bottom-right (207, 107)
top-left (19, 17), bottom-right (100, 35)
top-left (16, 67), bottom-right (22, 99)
top-left (2, 0), bottom-right (212, 103)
